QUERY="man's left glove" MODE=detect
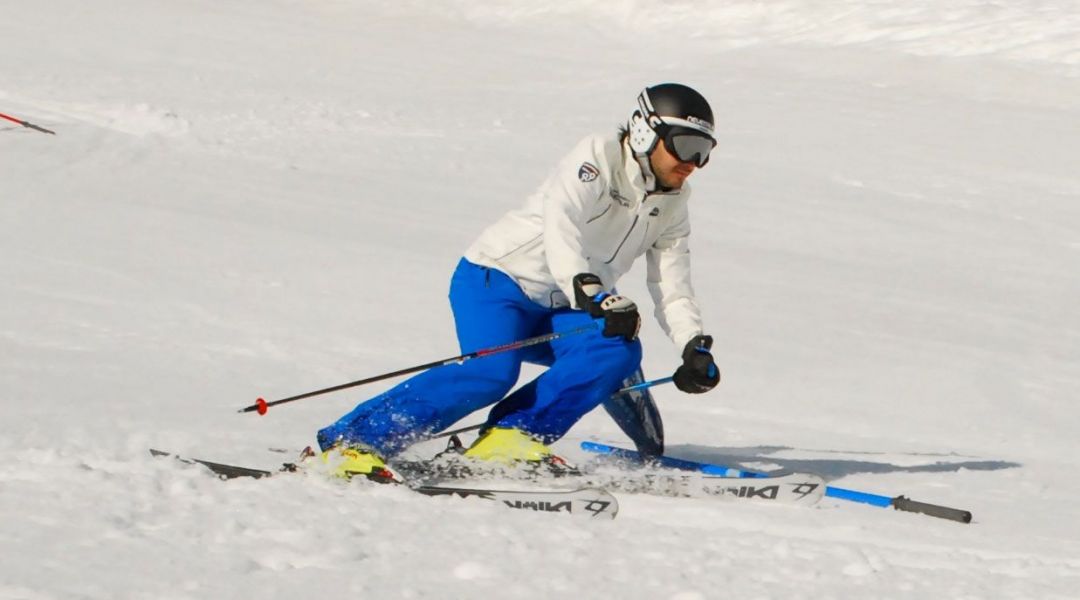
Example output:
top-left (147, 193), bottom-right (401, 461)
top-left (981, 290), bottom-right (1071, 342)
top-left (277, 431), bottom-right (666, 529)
top-left (673, 334), bottom-right (720, 393)
top-left (573, 273), bottom-right (641, 342)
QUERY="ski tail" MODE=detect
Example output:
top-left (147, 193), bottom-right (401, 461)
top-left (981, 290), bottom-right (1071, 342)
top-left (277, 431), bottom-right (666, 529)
top-left (150, 449), bottom-right (277, 478)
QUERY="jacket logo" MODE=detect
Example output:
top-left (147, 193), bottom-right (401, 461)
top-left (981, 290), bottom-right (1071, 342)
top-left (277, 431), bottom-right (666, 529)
top-left (648, 207), bottom-right (660, 216)
top-left (578, 162), bottom-right (599, 183)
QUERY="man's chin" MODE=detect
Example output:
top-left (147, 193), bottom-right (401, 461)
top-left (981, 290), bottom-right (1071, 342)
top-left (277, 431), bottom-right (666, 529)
top-left (661, 175), bottom-right (687, 189)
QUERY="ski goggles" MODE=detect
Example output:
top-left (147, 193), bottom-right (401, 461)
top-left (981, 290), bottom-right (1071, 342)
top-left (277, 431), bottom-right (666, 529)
top-left (662, 126), bottom-right (716, 167)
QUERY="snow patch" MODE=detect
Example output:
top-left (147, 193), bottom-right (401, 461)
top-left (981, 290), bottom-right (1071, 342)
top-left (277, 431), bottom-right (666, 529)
top-left (67, 102), bottom-right (190, 137)
top-left (452, 560), bottom-right (499, 580)
top-left (415, 0), bottom-right (1080, 74)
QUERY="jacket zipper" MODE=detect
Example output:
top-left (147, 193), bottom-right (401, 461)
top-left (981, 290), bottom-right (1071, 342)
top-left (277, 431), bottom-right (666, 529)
top-left (586, 204), bottom-right (612, 224)
top-left (605, 214), bottom-right (639, 264)
top-left (605, 191), bottom-right (670, 264)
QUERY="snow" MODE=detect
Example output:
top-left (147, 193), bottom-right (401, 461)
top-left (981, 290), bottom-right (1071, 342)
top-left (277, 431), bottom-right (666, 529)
top-left (2, 1), bottom-right (1079, 598)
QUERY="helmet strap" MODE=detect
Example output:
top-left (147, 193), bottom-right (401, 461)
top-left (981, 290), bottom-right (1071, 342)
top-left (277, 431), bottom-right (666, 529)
top-left (628, 89), bottom-right (661, 192)
top-left (634, 152), bottom-right (658, 193)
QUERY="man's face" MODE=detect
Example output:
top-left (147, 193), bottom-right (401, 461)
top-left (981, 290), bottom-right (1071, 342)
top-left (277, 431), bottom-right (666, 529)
top-left (649, 137), bottom-right (697, 189)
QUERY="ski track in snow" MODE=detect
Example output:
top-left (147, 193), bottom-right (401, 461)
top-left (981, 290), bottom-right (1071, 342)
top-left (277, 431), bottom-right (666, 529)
top-left (2, 446), bottom-right (1079, 599)
top-left (2, 1), bottom-right (1080, 598)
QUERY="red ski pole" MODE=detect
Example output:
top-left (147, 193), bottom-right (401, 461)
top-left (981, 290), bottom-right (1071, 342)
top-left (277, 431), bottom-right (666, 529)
top-left (0, 111), bottom-right (55, 135)
top-left (239, 323), bottom-right (599, 415)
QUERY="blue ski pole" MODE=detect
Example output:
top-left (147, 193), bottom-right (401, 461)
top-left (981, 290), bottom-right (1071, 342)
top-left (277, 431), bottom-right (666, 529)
top-left (580, 441), bottom-right (972, 523)
top-left (618, 376), bottom-right (672, 395)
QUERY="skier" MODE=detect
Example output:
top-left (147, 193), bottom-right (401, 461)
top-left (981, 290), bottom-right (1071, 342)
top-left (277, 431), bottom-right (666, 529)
top-left (316, 83), bottom-right (721, 478)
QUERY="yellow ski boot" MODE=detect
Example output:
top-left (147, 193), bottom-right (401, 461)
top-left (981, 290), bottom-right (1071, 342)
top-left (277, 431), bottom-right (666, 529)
top-left (309, 444), bottom-right (400, 483)
top-left (463, 427), bottom-right (577, 476)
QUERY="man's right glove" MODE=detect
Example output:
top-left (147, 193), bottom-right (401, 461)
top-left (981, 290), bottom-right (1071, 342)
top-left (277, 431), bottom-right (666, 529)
top-left (572, 273), bottom-right (641, 341)
top-left (673, 334), bottom-right (720, 393)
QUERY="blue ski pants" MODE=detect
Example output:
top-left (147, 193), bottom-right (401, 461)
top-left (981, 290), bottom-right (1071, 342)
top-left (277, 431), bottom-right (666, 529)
top-left (317, 258), bottom-right (642, 457)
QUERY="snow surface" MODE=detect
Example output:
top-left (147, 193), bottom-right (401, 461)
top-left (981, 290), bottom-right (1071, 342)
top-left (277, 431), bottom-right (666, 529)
top-left (3, 1), bottom-right (1080, 598)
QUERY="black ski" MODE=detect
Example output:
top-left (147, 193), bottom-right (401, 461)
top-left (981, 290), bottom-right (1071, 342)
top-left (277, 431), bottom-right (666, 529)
top-left (149, 449), bottom-right (618, 519)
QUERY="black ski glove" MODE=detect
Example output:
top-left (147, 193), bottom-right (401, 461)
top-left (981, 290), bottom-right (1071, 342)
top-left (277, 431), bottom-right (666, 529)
top-left (673, 334), bottom-right (720, 393)
top-left (573, 273), bottom-right (641, 342)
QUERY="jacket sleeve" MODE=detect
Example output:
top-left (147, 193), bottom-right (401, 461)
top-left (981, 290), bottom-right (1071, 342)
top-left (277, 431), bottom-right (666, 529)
top-left (541, 139), bottom-right (606, 306)
top-left (646, 208), bottom-right (704, 350)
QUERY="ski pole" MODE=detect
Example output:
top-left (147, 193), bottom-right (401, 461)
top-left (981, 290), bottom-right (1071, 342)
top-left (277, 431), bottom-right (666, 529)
top-left (432, 376), bottom-right (676, 440)
top-left (618, 375), bottom-right (673, 394)
top-left (580, 441), bottom-right (973, 523)
top-left (239, 323), bottom-right (599, 415)
top-left (0, 111), bottom-right (55, 135)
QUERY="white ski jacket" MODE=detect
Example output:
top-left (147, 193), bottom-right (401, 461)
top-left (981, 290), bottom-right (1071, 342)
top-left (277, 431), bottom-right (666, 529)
top-left (464, 133), bottom-right (704, 350)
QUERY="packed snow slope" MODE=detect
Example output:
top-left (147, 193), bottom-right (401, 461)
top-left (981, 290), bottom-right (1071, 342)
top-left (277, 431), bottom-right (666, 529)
top-left (3, 1), bottom-right (1079, 598)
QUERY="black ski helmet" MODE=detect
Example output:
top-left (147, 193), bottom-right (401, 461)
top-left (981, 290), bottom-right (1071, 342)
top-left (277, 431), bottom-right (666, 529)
top-left (627, 83), bottom-right (716, 191)
top-left (628, 83), bottom-right (716, 159)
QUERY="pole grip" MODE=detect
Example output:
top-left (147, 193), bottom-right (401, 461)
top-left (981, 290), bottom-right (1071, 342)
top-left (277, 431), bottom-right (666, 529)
top-left (891, 496), bottom-right (972, 523)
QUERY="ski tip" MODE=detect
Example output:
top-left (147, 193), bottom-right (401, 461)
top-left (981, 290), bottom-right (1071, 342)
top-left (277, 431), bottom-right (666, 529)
top-left (578, 488), bottom-right (619, 519)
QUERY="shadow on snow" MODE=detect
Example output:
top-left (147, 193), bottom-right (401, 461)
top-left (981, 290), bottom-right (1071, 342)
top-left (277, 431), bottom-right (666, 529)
top-left (664, 444), bottom-right (1021, 479)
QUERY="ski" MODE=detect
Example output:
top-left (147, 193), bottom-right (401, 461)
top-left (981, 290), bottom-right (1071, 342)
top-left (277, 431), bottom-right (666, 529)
top-left (149, 449), bottom-right (618, 520)
top-left (581, 441), bottom-right (973, 523)
top-left (393, 458), bottom-right (826, 506)
top-left (416, 486), bottom-right (617, 519)
top-left (150, 448), bottom-right (278, 478)
top-left (579, 470), bottom-right (825, 505)
top-left (577, 443), bottom-right (824, 504)
top-left (265, 446), bottom-right (823, 505)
